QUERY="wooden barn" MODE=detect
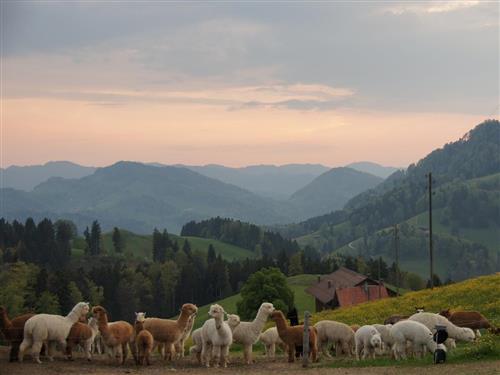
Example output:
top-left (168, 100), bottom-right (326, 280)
top-left (305, 267), bottom-right (392, 312)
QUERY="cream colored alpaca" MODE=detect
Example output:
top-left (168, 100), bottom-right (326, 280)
top-left (354, 325), bottom-right (382, 360)
top-left (314, 320), bottom-right (355, 358)
top-left (19, 302), bottom-right (90, 363)
top-left (409, 312), bottom-right (476, 343)
top-left (391, 320), bottom-right (437, 360)
top-left (174, 310), bottom-right (197, 359)
top-left (200, 304), bottom-right (233, 368)
top-left (373, 324), bottom-right (394, 355)
top-left (92, 306), bottom-right (134, 364)
top-left (143, 303), bottom-right (198, 361)
top-left (226, 314), bottom-right (241, 331)
top-left (259, 327), bottom-right (286, 358)
top-left (189, 327), bottom-right (203, 365)
top-left (231, 302), bottom-right (274, 364)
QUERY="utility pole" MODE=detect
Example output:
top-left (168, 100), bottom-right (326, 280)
top-left (302, 311), bottom-right (311, 368)
top-left (428, 172), bottom-right (434, 289)
top-left (378, 256), bottom-right (381, 299)
top-left (394, 224), bottom-right (400, 296)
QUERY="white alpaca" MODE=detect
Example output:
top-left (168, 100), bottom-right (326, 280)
top-left (200, 304), bottom-right (233, 368)
top-left (409, 312), bottom-right (476, 343)
top-left (354, 325), bottom-right (382, 360)
top-left (259, 327), bottom-right (286, 358)
top-left (19, 302), bottom-right (90, 363)
top-left (391, 320), bottom-right (437, 360)
top-left (86, 317), bottom-right (100, 357)
top-left (373, 324), bottom-right (394, 355)
top-left (314, 320), bottom-right (355, 358)
top-left (226, 314), bottom-right (241, 332)
top-left (231, 302), bottom-right (274, 365)
top-left (189, 327), bottom-right (203, 364)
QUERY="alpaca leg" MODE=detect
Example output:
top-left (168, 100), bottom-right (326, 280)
top-left (66, 341), bottom-right (74, 360)
top-left (212, 345), bottom-right (221, 368)
top-left (288, 345), bottom-right (295, 363)
top-left (84, 340), bottom-right (92, 361)
top-left (321, 339), bottom-right (332, 358)
top-left (476, 329), bottom-right (481, 337)
top-left (121, 343), bottom-right (129, 364)
top-left (355, 343), bottom-right (361, 361)
top-left (220, 345), bottom-right (229, 368)
top-left (342, 341), bottom-right (351, 358)
top-left (269, 343), bottom-right (276, 358)
top-left (243, 344), bottom-right (252, 365)
top-left (115, 345), bottom-right (123, 364)
top-left (19, 337), bottom-right (31, 363)
top-left (32, 341), bottom-right (44, 364)
top-left (311, 341), bottom-right (318, 362)
top-left (201, 342), bottom-right (210, 368)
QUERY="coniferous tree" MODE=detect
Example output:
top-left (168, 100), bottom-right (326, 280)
top-left (207, 244), bottom-right (216, 264)
top-left (112, 227), bottom-right (124, 253)
top-left (89, 221), bottom-right (102, 256)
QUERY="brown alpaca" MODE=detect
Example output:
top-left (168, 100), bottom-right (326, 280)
top-left (143, 303), bottom-right (198, 361)
top-left (0, 307), bottom-right (35, 362)
top-left (350, 324), bottom-right (361, 332)
top-left (92, 306), bottom-right (134, 364)
top-left (134, 313), bottom-right (154, 366)
top-left (270, 310), bottom-right (317, 363)
top-left (65, 321), bottom-right (93, 361)
top-left (440, 309), bottom-right (499, 335)
top-left (383, 315), bottom-right (409, 325)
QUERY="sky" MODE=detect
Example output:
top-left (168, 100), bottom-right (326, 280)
top-left (1, 1), bottom-right (498, 168)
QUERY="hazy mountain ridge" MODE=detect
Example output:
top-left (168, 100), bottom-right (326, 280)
top-left (346, 161), bottom-right (400, 179)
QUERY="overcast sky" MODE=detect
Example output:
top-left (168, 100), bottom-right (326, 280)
top-left (1, 1), bottom-right (498, 168)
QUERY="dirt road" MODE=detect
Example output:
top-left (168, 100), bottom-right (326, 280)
top-left (1, 347), bottom-right (499, 375)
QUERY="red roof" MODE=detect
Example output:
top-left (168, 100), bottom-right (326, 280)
top-left (335, 285), bottom-right (389, 307)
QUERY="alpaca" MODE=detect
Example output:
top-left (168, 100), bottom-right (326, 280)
top-left (231, 302), bottom-right (275, 365)
top-left (226, 314), bottom-right (241, 332)
top-left (384, 314), bottom-right (409, 325)
top-left (354, 325), bottom-right (382, 360)
top-left (259, 327), bottom-right (287, 358)
top-left (270, 310), bottom-right (317, 363)
top-left (173, 309), bottom-right (197, 359)
top-left (143, 303), bottom-right (198, 361)
top-left (391, 320), bottom-right (437, 360)
top-left (314, 320), bottom-right (355, 358)
top-left (19, 302), bottom-right (90, 363)
top-left (350, 324), bottom-right (360, 332)
top-left (65, 317), bottom-right (99, 361)
top-left (0, 307), bottom-right (35, 362)
top-left (92, 306), bottom-right (134, 364)
top-left (134, 312), bottom-right (154, 366)
top-left (200, 304), bottom-right (233, 368)
top-left (409, 312), bottom-right (476, 343)
top-left (373, 324), bottom-right (394, 355)
top-left (189, 327), bottom-right (203, 365)
top-left (440, 309), bottom-right (499, 336)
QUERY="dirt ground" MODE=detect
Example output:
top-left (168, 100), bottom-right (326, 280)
top-left (1, 346), bottom-right (499, 375)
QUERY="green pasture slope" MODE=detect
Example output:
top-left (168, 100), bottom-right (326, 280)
top-left (72, 230), bottom-right (255, 261)
top-left (190, 274), bottom-right (318, 330)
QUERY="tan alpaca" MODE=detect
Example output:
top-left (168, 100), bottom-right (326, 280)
top-left (134, 312), bottom-right (154, 366)
top-left (92, 306), bottom-right (134, 364)
top-left (270, 310), bottom-right (318, 363)
top-left (173, 311), bottom-right (196, 358)
top-left (143, 303), bottom-right (198, 361)
top-left (65, 319), bottom-right (94, 361)
top-left (0, 307), bottom-right (35, 362)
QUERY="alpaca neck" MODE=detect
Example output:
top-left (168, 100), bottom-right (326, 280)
top-left (66, 306), bottom-right (84, 324)
top-left (97, 314), bottom-right (112, 340)
top-left (135, 321), bottom-right (144, 335)
top-left (274, 313), bottom-right (289, 336)
top-left (214, 315), bottom-right (224, 330)
top-left (176, 310), bottom-right (191, 331)
top-left (251, 308), bottom-right (269, 333)
top-left (0, 310), bottom-right (13, 330)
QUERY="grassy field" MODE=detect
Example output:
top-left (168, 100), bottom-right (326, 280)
top-left (311, 273), bottom-right (500, 326)
top-left (189, 274), bottom-right (318, 330)
top-left (71, 230), bottom-right (256, 261)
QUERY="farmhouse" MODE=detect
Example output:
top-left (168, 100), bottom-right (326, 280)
top-left (306, 267), bottom-right (391, 312)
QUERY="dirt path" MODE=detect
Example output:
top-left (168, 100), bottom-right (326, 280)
top-left (1, 347), bottom-right (499, 375)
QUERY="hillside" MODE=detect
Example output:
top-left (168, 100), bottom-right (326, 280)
top-left (0, 161), bottom-right (96, 191)
top-left (190, 274), bottom-right (318, 329)
top-left (183, 163), bottom-right (329, 200)
top-left (289, 167), bottom-right (383, 220)
top-left (346, 161), bottom-right (400, 179)
top-left (72, 229), bottom-right (256, 261)
top-left (311, 273), bottom-right (500, 326)
top-left (291, 120), bottom-right (500, 281)
top-left (1, 162), bottom-right (294, 233)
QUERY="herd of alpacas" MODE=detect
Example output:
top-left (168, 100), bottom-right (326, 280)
top-left (0, 301), bottom-right (497, 367)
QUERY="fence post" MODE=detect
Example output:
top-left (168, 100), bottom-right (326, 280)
top-left (302, 311), bottom-right (310, 368)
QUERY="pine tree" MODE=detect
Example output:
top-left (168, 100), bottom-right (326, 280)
top-left (90, 221), bottom-right (102, 256)
top-left (152, 228), bottom-right (166, 263)
top-left (112, 227), bottom-right (124, 253)
top-left (207, 244), bottom-right (216, 264)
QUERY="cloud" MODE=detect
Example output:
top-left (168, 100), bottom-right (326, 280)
top-left (385, 1), bottom-right (480, 15)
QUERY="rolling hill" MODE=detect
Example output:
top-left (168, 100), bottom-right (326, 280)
top-left (346, 161), bottom-right (400, 179)
top-left (289, 167), bottom-right (383, 220)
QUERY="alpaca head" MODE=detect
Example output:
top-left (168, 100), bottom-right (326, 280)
top-left (270, 310), bottom-right (285, 322)
top-left (88, 317), bottom-right (98, 329)
top-left (415, 306), bottom-right (425, 313)
top-left (208, 304), bottom-right (225, 320)
top-left (135, 312), bottom-right (146, 322)
top-left (73, 302), bottom-right (90, 318)
top-left (461, 327), bottom-right (476, 342)
top-left (227, 314), bottom-right (240, 329)
top-left (92, 306), bottom-right (107, 320)
top-left (439, 309), bottom-right (451, 318)
top-left (181, 303), bottom-right (198, 317)
top-left (370, 332), bottom-right (382, 348)
top-left (258, 302), bottom-right (275, 318)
